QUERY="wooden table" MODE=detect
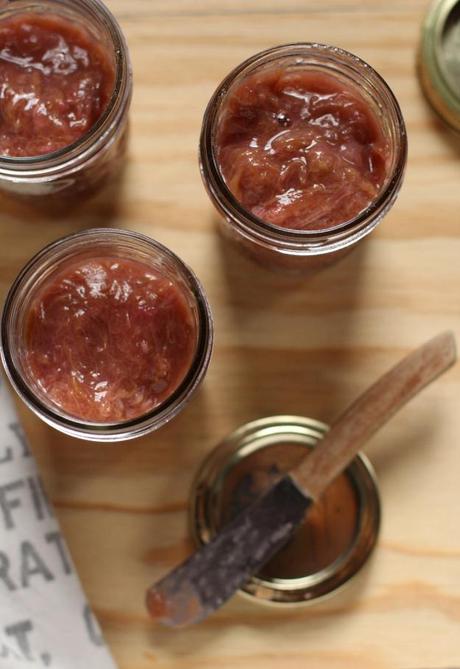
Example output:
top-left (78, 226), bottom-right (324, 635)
top-left (2, 0), bottom-right (459, 667)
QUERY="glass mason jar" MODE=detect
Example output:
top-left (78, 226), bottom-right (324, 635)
top-left (1, 229), bottom-right (214, 442)
top-left (0, 0), bottom-right (132, 203)
top-left (200, 43), bottom-right (407, 273)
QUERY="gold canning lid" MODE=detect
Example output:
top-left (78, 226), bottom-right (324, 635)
top-left (419, 0), bottom-right (460, 131)
top-left (189, 416), bottom-right (381, 605)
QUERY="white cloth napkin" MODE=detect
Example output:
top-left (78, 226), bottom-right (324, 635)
top-left (0, 378), bottom-right (118, 668)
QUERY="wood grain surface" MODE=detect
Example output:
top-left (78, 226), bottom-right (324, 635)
top-left (1, 0), bottom-right (459, 667)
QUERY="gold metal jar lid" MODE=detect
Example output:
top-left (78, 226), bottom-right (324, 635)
top-left (419, 0), bottom-right (460, 131)
top-left (190, 416), bottom-right (380, 606)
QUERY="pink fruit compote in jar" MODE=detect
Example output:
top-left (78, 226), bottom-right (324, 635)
top-left (217, 69), bottom-right (388, 231)
top-left (0, 13), bottom-right (115, 157)
top-left (200, 44), bottom-right (407, 273)
top-left (24, 257), bottom-right (197, 423)
top-left (0, 0), bottom-right (132, 203)
top-left (1, 230), bottom-right (213, 441)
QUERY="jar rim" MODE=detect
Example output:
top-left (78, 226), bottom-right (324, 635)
top-left (200, 42), bottom-right (407, 246)
top-left (1, 228), bottom-right (214, 441)
top-left (0, 0), bottom-right (132, 174)
top-left (190, 415), bottom-right (381, 605)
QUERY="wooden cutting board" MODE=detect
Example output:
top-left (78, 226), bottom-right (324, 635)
top-left (1, 1), bottom-right (459, 667)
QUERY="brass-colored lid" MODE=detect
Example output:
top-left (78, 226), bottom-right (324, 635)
top-left (419, 0), bottom-right (460, 131)
top-left (190, 416), bottom-right (381, 606)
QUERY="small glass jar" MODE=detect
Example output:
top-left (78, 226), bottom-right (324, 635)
top-left (1, 229), bottom-right (213, 442)
top-left (0, 0), bottom-right (132, 203)
top-left (200, 43), bottom-right (407, 273)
